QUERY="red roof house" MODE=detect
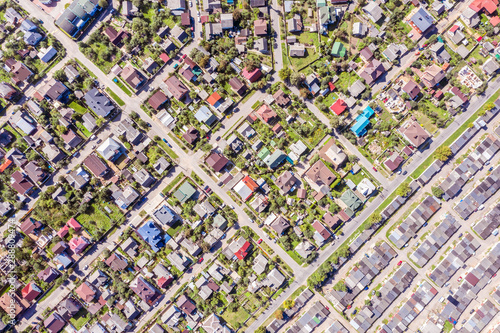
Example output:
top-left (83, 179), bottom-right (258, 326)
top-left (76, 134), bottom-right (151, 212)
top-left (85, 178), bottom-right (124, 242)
top-left (235, 241), bottom-right (251, 260)
top-left (207, 92), bottom-right (222, 106)
top-left (490, 16), bottom-right (500, 26)
top-left (57, 225), bottom-right (69, 238)
top-left (469, 0), bottom-right (498, 14)
top-left (21, 282), bottom-right (41, 302)
top-left (255, 104), bottom-right (277, 123)
top-left (242, 67), bottom-right (262, 82)
top-left (67, 218), bottom-right (82, 231)
top-left (69, 236), bottom-right (90, 254)
top-left (158, 275), bottom-right (174, 288)
top-left (330, 99), bottom-right (347, 115)
top-left (242, 175), bottom-right (259, 191)
top-left (160, 53), bottom-right (170, 63)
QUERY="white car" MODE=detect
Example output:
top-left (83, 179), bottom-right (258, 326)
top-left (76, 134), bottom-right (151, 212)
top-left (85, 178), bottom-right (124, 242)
top-left (190, 1), bottom-right (192, 6)
top-left (197, 11), bottom-right (200, 17)
top-left (198, 17), bottom-right (201, 23)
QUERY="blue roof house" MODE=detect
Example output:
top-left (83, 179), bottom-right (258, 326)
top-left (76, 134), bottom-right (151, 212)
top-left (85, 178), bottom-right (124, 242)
top-left (137, 221), bottom-right (171, 252)
top-left (351, 106), bottom-right (375, 137)
top-left (55, 253), bottom-right (73, 270)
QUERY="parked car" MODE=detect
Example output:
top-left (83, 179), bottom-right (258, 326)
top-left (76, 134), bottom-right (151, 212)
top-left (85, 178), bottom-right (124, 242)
top-left (397, 261), bottom-right (403, 266)
top-left (257, 239), bottom-right (263, 244)
top-left (198, 257), bottom-right (204, 263)
top-left (372, 167), bottom-right (378, 172)
top-left (457, 276), bottom-right (463, 282)
top-left (190, 1), bottom-right (192, 6)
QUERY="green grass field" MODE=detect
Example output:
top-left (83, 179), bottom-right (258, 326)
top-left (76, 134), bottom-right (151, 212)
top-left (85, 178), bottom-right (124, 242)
top-left (114, 77), bottom-right (133, 96)
top-left (105, 87), bottom-right (125, 106)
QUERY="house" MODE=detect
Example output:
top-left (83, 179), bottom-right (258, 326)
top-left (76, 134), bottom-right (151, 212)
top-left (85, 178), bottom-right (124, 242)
top-left (351, 106), bottom-right (375, 137)
top-left (113, 185), bottom-right (140, 209)
top-left (420, 64), bottom-right (446, 88)
top-left (275, 171), bottom-right (298, 195)
top-left (76, 282), bottom-right (96, 303)
top-left (153, 205), bottom-right (177, 227)
top-left (331, 41), bottom-right (346, 57)
top-left (383, 43), bottom-right (404, 62)
top-left (233, 175), bottom-right (259, 201)
top-left (61, 129), bottom-right (82, 149)
top-left (352, 22), bottom-right (367, 37)
top-left (105, 252), bottom-right (128, 271)
top-left (224, 237), bottom-right (252, 260)
top-left (295, 241), bottom-right (314, 258)
top-left (165, 0), bottom-right (186, 15)
top-left (229, 77), bottom-right (247, 96)
top-left (305, 74), bottom-right (321, 95)
top-left (340, 189), bottom-right (363, 215)
top-left (69, 236), bottom-right (90, 254)
top-left (461, 7), bottom-right (480, 27)
top-left (37, 267), bottom-right (59, 284)
top-left (134, 168), bottom-right (155, 187)
top-left (253, 253), bottom-right (268, 275)
top-left (104, 26), bottom-right (129, 46)
top-left (469, 0), bottom-right (498, 15)
top-left (360, 59), bottom-right (385, 85)
top-left (177, 295), bottom-right (196, 315)
top-left (251, 0), bottom-right (266, 6)
top-left (181, 12), bottom-right (190, 26)
top-left (57, 297), bottom-right (81, 321)
top-left (401, 80), bottom-right (421, 102)
top-left (221, 13), bottom-right (233, 29)
top-left (0, 293), bottom-right (29, 318)
top-left (83, 154), bottom-right (108, 177)
top-left (54, 253), bottom-right (73, 270)
top-left (399, 120), bottom-right (430, 147)
top-left (265, 268), bottom-right (285, 288)
top-left (306, 160), bottom-right (336, 186)
top-left (483, 58), bottom-right (500, 76)
top-left (84, 88), bottom-right (114, 117)
top-left (9, 60), bottom-right (33, 85)
top-left (173, 181), bottom-right (197, 203)
top-left (273, 89), bottom-right (290, 107)
top-left (20, 217), bottom-right (42, 235)
top-left (312, 220), bottom-right (331, 245)
top-left (137, 220), bottom-right (171, 252)
top-left (4, 8), bottom-right (22, 25)
top-left (320, 141), bottom-right (347, 169)
top-left (51, 241), bottom-right (68, 255)
top-left (271, 216), bottom-right (290, 235)
top-left (202, 314), bottom-right (231, 333)
top-left (319, 6), bottom-right (336, 27)
top-left (121, 65), bottom-right (145, 89)
top-left (287, 14), bottom-right (303, 32)
top-left (55, 0), bottom-right (100, 37)
top-left (167, 251), bottom-right (190, 271)
top-left (348, 79), bottom-right (366, 98)
top-left (290, 43), bottom-right (305, 57)
top-left (242, 67), bottom-right (262, 82)
top-left (263, 149), bottom-right (287, 168)
top-left (384, 153), bottom-right (405, 172)
top-left (171, 25), bottom-right (188, 43)
top-left (64, 65), bottom-right (80, 83)
top-left (143, 57), bottom-right (159, 74)
top-left (10, 170), bottom-right (33, 194)
top-left (363, 3), bottom-right (383, 23)
top-left (22, 282), bottom-right (41, 302)
top-left (36, 79), bottom-right (67, 101)
top-left (165, 76), bottom-right (189, 101)
top-left (24, 161), bottom-right (46, 184)
top-left (206, 22), bottom-right (223, 39)
top-left (409, 8), bottom-right (434, 34)
top-left (148, 90), bottom-right (168, 110)
top-left (359, 47), bottom-right (374, 62)
top-left (206, 152), bottom-right (229, 172)
top-left (130, 276), bottom-right (157, 303)
top-left (6, 148), bottom-right (27, 167)
top-left (44, 313), bottom-right (66, 333)
top-left (38, 46), bottom-right (57, 63)
top-left (254, 19), bottom-right (268, 35)
top-left (330, 99), bottom-right (347, 115)
top-left (88, 269), bottom-right (108, 287)
top-left (254, 38), bottom-right (269, 54)
top-left (0, 202), bottom-right (13, 217)
top-left (255, 104), bottom-right (277, 123)
top-left (448, 25), bottom-right (465, 45)
top-left (181, 238), bottom-right (201, 256)
top-left (195, 106), bottom-right (217, 126)
top-left (97, 137), bottom-right (122, 161)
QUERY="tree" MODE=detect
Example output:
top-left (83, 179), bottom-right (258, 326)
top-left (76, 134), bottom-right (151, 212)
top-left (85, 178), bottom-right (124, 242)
top-left (290, 71), bottom-right (303, 87)
top-left (98, 0), bottom-right (108, 7)
top-left (368, 213), bottom-right (382, 224)
top-left (330, 116), bottom-right (341, 129)
top-left (333, 280), bottom-right (347, 291)
top-left (435, 145), bottom-right (452, 161)
top-left (274, 309), bottom-right (284, 320)
top-left (279, 67), bottom-right (292, 82)
top-left (396, 182), bottom-right (412, 197)
top-left (256, 327), bottom-right (266, 333)
top-left (284, 299), bottom-right (295, 309)
top-left (431, 186), bottom-right (444, 198)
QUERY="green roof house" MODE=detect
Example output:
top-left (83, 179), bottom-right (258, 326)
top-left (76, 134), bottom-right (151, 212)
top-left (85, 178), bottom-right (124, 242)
top-left (317, 0), bottom-right (326, 7)
top-left (258, 147), bottom-right (271, 160)
top-left (340, 189), bottom-right (362, 212)
top-left (331, 42), bottom-right (346, 57)
top-left (174, 182), bottom-right (197, 203)
top-left (319, 6), bottom-right (336, 26)
top-left (263, 149), bottom-right (287, 169)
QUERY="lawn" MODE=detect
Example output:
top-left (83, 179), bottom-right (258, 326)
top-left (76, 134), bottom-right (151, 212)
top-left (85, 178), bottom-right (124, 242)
top-left (222, 306), bottom-right (250, 329)
top-left (297, 32), bottom-right (320, 48)
top-left (156, 138), bottom-right (180, 159)
top-left (77, 203), bottom-right (112, 236)
top-left (114, 77), bottom-right (133, 96)
top-left (162, 173), bottom-right (185, 195)
top-left (69, 308), bottom-right (90, 330)
top-left (281, 43), bottom-right (290, 67)
top-left (336, 71), bottom-right (360, 92)
top-left (75, 59), bottom-right (97, 78)
top-left (321, 92), bottom-right (339, 109)
top-left (167, 220), bottom-right (183, 237)
top-left (105, 87), bottom-right (125, 106)
top-left (103, 203), bottom-right (125, 223)
top-left (75, 121), bottom-right (92, 138)
top-left (290, 48), bottom-right (318, 71)
top-left (413, 111), bottom-right (438, 134)
top-left (69, 101), bottom-right (89, 115)
top-left (87, 42), bottom-right (122, 74)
